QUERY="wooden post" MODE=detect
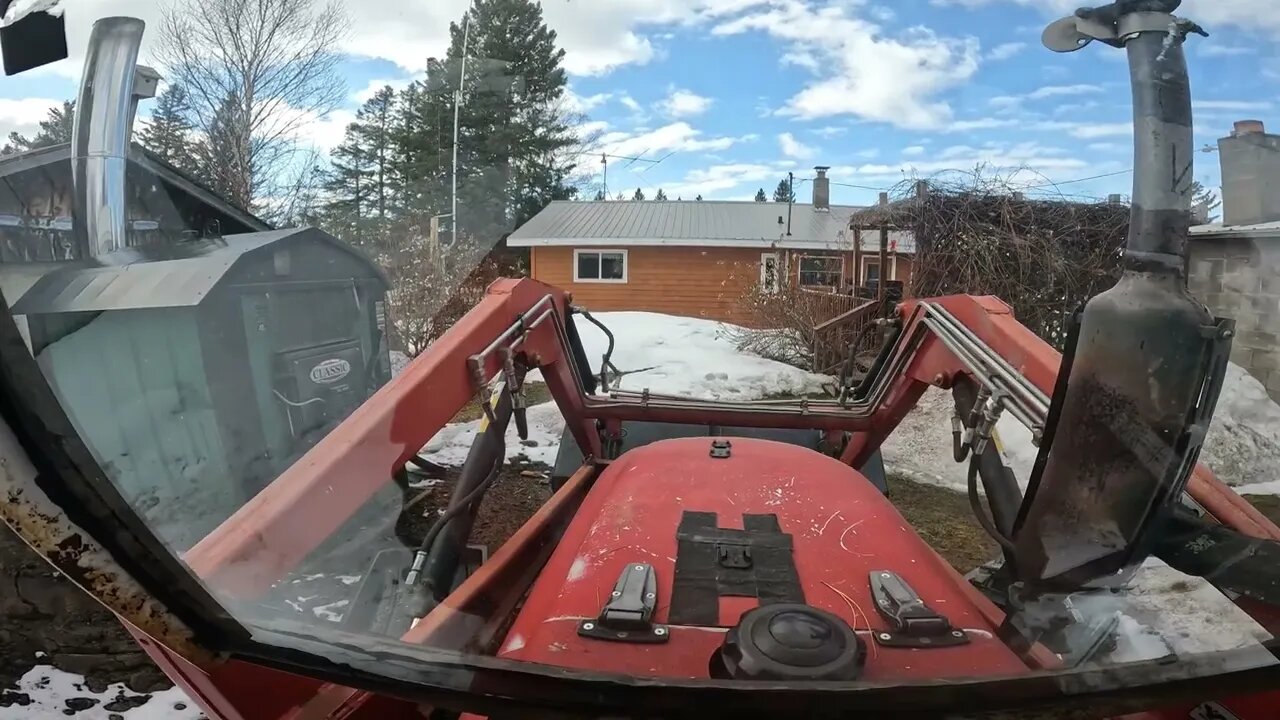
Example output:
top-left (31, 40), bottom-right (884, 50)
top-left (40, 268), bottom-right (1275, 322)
top-left (878, 192), bottom-right (889, 302)
top-left (852, 227), bottom-right (861, 294)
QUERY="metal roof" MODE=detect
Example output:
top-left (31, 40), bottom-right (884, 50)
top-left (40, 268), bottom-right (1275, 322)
top-left (10, 227), bottom-right (383, 314)
top-left (507, 201), bottom-right (871, 251)
top-left (1190, 220), bottom-right (1280, 238)
top-left (0, 142), bottom-right (271, 234)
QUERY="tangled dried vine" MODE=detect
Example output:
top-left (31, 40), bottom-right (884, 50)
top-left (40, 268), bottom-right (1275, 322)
top-left (856, 172), bottom-right (1129, 348)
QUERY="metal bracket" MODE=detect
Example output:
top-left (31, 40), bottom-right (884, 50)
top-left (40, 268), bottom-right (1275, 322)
top-left (717, 543), bottom-right (752, 569)
top-left (1043, 5), bottom-right (1205, 54)
top-left (578, 563), bottom-right (669, 644)
top-left (869, 570), bottom-right (970, 648)
top-left (710, 439), bottom-right (732, 459)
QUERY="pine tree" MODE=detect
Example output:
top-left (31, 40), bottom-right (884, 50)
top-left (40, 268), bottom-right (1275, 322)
top-left (1190, 180), bottom-right (1221, 223)
top-left (593, 189), bottom-right (606, 201)
top-left (773, 178), bottom-right (795, 203)
top-left (321, 86), bottom-right (398, 246)
top-left (632, 187), bottom-right (645, 201)
top-left (695, 194), bottom-right (703, 201)
top-left (138, 84), bottom-right (202, 174)
top-left (754, 188), bottom-right (767, 202)
top-left (654, 188), bottom-right (668, 201)
top-left (202, 93), bottom-right (253, 210)
top-left (444, 0), bottom-right (578, 245)
top-left (1, 101), bottom-right (74, 154)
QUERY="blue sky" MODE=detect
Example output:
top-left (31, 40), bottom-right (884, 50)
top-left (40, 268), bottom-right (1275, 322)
top-left (3, 0), bottom-right (1277, 207)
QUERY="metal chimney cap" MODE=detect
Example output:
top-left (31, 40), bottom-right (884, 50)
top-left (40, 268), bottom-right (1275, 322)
top-left (1233, 120), bottom-right (1266, 136)
top-left (814, 165), bottom-right (831, 176)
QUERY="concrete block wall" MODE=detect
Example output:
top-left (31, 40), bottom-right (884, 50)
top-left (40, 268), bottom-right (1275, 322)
top-left (1187, 235), bottom-right (1280, 402)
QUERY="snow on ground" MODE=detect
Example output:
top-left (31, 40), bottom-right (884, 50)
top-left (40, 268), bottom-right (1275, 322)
top-left (421, 400), bottom-right (566, 467)
top-left (882, 362), bottom-right (1280, 497)
top-left (419, 312), bottom-right (830, 467)
top-left (573, 312), bottom-right (831, 400)
top-left (0, 666), bottom-right (201, 719)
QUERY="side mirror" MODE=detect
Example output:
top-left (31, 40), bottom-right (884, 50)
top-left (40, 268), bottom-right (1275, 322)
top-left (0, 2), bottom-right (69, 75)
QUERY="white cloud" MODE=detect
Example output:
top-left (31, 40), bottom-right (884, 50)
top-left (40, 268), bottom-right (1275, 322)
top-left (1195, 100), bottom-right (1273, 111)
top-left (597, 122), bottom-right (750, 158)
top-left (934, 0), bottom-right (1280, 36)
top-left (658, 88), bottom-right (713, 118)
top-left (987, 41), bottom-right (1026, 61)
top-left (1035, 120), bottom-right (1132, 139)
top-left (0, 97), bottom-right (62, 141)
top-left (619, 95), bottom-right (643, 113)
top-left (1200, 45), bottom-right (1254, 57)
top-left (1027, 84), bottom-right (1103, 100)
top-left (835, 140), bottom-right (1097, 186)
top-left (902, 145), bottom-right (926, 156)
top-left (778, 132), bottom-right (815, 160)
top-left (811, 125), bottom-right (847, 138)
top-left (664, 162), bottom-right (777, 199)
top-left (713, 0), bottom-right (981, 129)
top-left (944, 118), bottom-right (1018, 132)
top-left (563, 89), bottom-right (614, 114)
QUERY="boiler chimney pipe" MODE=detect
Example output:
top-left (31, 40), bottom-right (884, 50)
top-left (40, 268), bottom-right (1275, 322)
top-left (72, 17), bottom-right (145, 260)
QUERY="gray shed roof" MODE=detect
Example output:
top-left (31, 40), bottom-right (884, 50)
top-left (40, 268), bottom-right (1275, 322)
top-left (10, 227), bottom-right (383, 314)
top-left (507, 200), bottom-right (866, 251)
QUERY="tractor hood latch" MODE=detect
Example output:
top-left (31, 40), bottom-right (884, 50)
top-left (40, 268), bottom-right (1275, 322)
top-left (869, 570), bottom-right (970, 648)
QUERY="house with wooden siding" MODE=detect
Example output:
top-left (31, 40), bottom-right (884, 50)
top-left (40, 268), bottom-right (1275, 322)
top-left (507, 168), bottom-right (916, 324)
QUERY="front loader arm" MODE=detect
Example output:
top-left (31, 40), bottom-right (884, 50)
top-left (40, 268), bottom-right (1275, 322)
top-left (186, 278), bottom-right (599, 597)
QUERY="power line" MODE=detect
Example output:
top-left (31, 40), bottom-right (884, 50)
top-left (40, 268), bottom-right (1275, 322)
top-left (1019, 168), bottom-right (1133, 189)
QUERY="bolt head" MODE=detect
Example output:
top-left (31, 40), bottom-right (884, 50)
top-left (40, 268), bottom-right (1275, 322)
top-left (879, 632), bottom-right (892, 641)
top-left (612, 590), bottom-right (621, 597)
top-left (582, 622), bottom-right (595, 630)
top-left (654, 627), bottom-right (667, 636)
top-left (635, 565), bottom-right (645, 571)
top-left (952, 630), bottom-right (964, 638)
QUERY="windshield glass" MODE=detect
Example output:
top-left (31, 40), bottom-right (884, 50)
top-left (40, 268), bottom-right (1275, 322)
top-left (2, 0), bottom-right (1279, 717)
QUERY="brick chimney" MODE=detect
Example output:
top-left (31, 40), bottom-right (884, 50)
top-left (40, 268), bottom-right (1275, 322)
top-left (1218, 120), bottom-right (1280, 226)
top-left (812, 166), bottom-right (830, 211)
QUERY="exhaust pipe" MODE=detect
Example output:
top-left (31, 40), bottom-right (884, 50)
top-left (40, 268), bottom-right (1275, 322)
top-left (1013, 2), bottom-right (1232, 590)
top-left (71, 17), bottom-right (145, 260)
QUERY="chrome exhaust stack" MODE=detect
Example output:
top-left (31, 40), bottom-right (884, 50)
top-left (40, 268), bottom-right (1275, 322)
top-left (71, 17), bottom-right (155, 260)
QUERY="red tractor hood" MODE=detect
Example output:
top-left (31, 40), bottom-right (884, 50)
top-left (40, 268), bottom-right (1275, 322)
top-left (499, 437), bottom-right (1031, 682)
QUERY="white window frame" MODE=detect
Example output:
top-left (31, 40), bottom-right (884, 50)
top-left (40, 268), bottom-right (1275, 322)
top-left (863, 258), bottom-right (881, 285)
top-left (573, 248), bottom-right (629, 284)
top-left (797, 253), bottom-right (844, 290)
top-left (760, 252), bottom-right (780, 294)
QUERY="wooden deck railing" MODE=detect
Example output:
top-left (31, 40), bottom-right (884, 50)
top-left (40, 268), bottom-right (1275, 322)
top-left (810, 298), bottom-right (880, 375)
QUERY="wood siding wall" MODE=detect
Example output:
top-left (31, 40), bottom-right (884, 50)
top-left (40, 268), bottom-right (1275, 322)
top-left (531, 245), bottom-right (767, 324)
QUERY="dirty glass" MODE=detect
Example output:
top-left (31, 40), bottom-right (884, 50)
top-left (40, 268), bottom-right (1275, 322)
top-left (1, 0), bottom-right (1279, 717)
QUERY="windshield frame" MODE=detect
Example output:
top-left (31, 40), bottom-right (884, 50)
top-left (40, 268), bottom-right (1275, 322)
top-left (0, 290), bottom-right (1278, 719)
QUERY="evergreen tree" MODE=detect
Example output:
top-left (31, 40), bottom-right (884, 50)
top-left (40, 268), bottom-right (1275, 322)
top-left (444, 0), bottom-right (579, 244)
top-left (201, 93), bottom-right (253, 210)
top-left (138, 84), bottom-right (202, 174)
top-left (754, 188), bottom-right (767, 202)
top-left (695, 194), bottom-right (703, 201)
top-left (773, 178), bottom-right (795, 203)
top-left (321, 86), bottom-right (398, 246)
top-left (654, 188), bottom-right (668, 201)
top-left (632, 187), bottom-right (645, 201)
top-left (1, 101), bottom-right (74, 154)
top-left (1190, 180), bottom-right (1222, 223)
top-left (593, 189), bottom-right (606, 200)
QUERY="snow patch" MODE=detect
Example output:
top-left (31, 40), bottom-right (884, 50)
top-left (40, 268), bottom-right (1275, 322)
top-left (420, 401), bottom-right (566, 466)
top-left (882, 363), bottom-right (1280, 496)
top-left (0, 666), bottom-right (200, 719)
top-left (574, 312), bottom-right (831, 400)
top-left (390, 350), bottom-right (411, 377)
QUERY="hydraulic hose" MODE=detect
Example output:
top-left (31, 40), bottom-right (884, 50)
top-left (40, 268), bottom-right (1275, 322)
top-left (575, 306), bottom-right (619, 392)
top-left (968, 458), bottom-right (1018, 555)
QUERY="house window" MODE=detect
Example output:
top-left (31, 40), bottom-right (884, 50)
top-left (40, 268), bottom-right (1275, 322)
top-left (574, 249), bottom-right (628, 283)
top-left (760, 253), bottom-right (780, 294)
top-left (798, 255), bottom-right (842, 289)
top-left (864, 260), bottom-right (881, 290)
